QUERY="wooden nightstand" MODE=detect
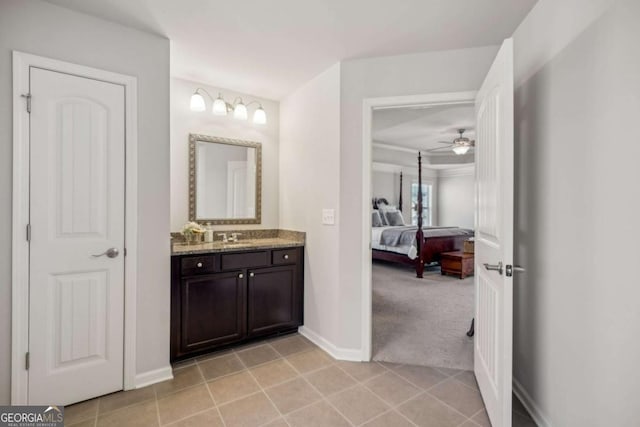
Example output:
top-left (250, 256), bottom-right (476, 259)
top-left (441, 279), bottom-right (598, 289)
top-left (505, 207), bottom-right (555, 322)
top-left (440, 251), bottom-right (475, 279)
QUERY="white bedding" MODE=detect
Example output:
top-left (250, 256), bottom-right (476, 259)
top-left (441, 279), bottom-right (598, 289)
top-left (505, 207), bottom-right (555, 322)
top-left (371, 226), bottom-right (418, 259)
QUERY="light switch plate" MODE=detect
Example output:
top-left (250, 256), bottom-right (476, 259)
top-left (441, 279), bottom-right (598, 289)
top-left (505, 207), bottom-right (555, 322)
top-left (322, 209), bottom-right (335, 225)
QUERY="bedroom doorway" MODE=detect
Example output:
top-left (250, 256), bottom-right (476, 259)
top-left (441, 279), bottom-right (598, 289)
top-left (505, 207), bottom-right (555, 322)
top-left (367, 96), bottom-right (477, 371)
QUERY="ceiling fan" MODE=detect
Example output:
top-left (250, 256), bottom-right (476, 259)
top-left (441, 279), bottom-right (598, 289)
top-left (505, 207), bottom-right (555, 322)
top-left (427, 129), bottom-right (475, 155)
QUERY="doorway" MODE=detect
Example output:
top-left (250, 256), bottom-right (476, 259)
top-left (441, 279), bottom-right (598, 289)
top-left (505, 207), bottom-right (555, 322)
top-left (11, 52), bottom-right (139, 405)
top-left (369, 101), bottom-right (477, 370)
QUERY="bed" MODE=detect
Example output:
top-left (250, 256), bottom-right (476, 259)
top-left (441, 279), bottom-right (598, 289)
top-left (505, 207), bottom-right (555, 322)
top-left (372, 152), bottom-right (474, 278)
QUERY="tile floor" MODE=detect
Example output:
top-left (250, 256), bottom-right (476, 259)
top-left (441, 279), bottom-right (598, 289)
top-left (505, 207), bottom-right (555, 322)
top-left (65, 334), bottom-right (536, 427)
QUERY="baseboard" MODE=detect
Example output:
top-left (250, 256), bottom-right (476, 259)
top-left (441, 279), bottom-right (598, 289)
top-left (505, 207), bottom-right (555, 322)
top-left (134, 366), bottom-right (173, 389)
top-left (513, 378), bottom-right (552, 427)
top-left (298, 326), bottom-right (362, 361)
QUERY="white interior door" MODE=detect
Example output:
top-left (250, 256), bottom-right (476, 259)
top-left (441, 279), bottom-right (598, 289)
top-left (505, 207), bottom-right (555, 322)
top-left (227, 161), bottom-right (248, 217)
top-left (474, 38), bottom-right (515, 427)
top-left (28, 67), bottom-right (126, 405)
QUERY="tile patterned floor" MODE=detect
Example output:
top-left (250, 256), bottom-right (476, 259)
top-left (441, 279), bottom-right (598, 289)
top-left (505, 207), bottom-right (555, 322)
top-left (65, 334), bottom-right (536, 427)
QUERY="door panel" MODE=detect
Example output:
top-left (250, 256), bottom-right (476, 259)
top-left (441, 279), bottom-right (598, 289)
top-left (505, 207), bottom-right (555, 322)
top-left (474, 38), bottom-right (515, 427)
top-left (29, 68), bottom-right (125, 405)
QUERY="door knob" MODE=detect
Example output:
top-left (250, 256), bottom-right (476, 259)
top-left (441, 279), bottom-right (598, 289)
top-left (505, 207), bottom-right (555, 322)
top-left (92, 248), bottom-right (119, 258)
top-left (483, 262), bottom-right (503, 275)
top-left (506, 265), bottom-right (526, 277)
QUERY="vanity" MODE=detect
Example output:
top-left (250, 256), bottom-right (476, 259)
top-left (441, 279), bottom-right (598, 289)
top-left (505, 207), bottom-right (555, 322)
top-left (171, 134), bottom-right (305, 361)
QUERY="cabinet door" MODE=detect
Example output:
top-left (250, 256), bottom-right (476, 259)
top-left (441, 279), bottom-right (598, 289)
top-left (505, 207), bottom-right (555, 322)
top-left (181, 271), bottom-right (245, 353)
top-left (247, 265), bottom-right (302, 337)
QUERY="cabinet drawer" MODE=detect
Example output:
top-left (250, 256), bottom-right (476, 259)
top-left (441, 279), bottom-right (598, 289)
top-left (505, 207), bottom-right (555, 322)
top-left (221, 251), bottom-right (269, 270)
top-left (181, 255), bottom-right (216, 276)
top-left (272, 248), bottom-right (299, 265)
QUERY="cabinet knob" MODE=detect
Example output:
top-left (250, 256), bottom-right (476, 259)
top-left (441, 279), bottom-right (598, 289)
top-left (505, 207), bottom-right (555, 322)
top-left (283, 254), bottom-right (289, 260)
top-left (238, 273), bottom-right (244, 279)
top-left (250, 272), bottom-right (255, 277)
top-left (196, 262), bottom-right (203, 268)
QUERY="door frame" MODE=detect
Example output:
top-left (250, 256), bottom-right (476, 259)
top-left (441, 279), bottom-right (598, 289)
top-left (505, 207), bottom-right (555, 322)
top-left (361, 90), bottom-right (477, 361)
top-left (11, 51), bottom-right (139, 404)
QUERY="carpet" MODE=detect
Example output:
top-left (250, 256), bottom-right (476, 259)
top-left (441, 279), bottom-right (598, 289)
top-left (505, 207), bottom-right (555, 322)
top-left (372, 261), bottom-right (474, 370)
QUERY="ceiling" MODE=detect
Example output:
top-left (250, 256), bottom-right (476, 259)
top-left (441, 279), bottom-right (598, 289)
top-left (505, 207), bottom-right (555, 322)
top-left (44, 0), bottom-right (536, 100)
top-left (373, 103), bottom-right (475, 154)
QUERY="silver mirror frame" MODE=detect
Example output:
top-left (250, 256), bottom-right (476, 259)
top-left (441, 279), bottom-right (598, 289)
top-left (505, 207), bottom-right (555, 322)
top-left (188, 133), bottom-right (262, 225)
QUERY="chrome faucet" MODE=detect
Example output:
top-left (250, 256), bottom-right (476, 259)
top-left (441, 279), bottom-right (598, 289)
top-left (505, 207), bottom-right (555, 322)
top-left (217, 233), bottom-right (228, 243)
top-left (228, 232), bottom-right (242, 243)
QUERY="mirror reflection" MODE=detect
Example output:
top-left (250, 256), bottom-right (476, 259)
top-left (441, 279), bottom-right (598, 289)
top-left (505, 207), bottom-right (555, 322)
top-left (189, 134), bottom-right (262, 224)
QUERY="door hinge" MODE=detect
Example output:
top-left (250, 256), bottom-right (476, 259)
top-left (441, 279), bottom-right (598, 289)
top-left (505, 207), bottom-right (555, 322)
top-left (26, 224), bottom-right (31, 242)
top-left (25, 352), bottom-right (30, 370)
top-left (21, 93), bottom-right (31, 113)
top-left (123, 248), bottom-right (127, 257)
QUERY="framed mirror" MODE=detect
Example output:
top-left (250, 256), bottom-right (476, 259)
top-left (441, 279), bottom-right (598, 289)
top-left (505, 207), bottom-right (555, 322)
top-left (189, 134), bottom-right (262, 225)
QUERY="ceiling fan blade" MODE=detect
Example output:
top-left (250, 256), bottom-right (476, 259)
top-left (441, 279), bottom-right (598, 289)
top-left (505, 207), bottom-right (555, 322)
top-left (436, 141), bottom-right (453, 144)
top-left (426, 146), bottom-right (454, 152)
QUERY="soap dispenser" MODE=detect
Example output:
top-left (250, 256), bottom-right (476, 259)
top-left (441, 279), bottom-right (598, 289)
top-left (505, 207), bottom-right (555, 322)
top-left (204, 222), bottom-right (214, 243)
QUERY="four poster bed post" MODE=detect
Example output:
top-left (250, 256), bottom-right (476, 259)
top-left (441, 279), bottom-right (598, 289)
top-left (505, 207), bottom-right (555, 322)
top-left (416, 153), bottom-right (425, 278)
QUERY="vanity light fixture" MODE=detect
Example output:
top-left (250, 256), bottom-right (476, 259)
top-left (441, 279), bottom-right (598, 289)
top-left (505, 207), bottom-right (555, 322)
top-left (190, 88), bottom-right (267, 124)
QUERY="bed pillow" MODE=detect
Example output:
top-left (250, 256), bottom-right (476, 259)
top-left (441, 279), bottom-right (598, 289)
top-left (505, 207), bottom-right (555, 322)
top-left (384, 210), bottom-right (406, 226)
top-left (372, 211), bottom-right (383, 227)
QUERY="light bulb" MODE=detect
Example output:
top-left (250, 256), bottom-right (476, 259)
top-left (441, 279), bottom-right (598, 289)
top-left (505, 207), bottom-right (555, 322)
top-left (452, 146), bottom-right (470, 155)
top-left (212, 95), bottom-right (228, 116)
top-left (189, 92), bottom-right (206, 112)
top-left (253, 106), bottom-right (267, 125)
top-left (234, 102), bottom-right (248, 120)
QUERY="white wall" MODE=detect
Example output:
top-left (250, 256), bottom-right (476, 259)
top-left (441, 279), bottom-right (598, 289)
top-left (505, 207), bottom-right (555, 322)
top-left (372, 171), bottom-right (399, 205)
top-left (437, 168), bottom-right (475, 229)
top-left (0, 0), bottom-right (170, 403)
top-left (338, 46), bottom-right (499, 349)
top-left (171, 77), bottom-right (280, 231)
top-left (279, 64), bottom-right (342, 350)
top-left (512, 0), bottom-right (640, 425)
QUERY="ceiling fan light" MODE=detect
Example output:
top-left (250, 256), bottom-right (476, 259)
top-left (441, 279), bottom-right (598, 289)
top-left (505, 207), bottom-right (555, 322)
top-left (189, 92), bottom-right (206, 112)
top-left (453, 146), bottom-right (470, 155)
top-left (233, 101), bottom-right (248, 120)
top-left (212, 95), bottom-right (228, 116)
top-left (253, 105), bottom-right (267, 125)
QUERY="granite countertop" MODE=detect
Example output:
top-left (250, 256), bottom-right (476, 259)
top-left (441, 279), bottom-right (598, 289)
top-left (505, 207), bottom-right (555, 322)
top-left (171, 229), bottom-right (305, 256)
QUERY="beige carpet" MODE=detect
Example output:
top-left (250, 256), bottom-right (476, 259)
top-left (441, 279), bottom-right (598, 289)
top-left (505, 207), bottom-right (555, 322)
top-left (372, 261), bottom-right (474, 370)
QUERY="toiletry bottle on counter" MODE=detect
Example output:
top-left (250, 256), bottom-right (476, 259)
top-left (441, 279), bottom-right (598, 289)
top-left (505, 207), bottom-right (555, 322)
top-left (204, 223), bottom-right (214, 243)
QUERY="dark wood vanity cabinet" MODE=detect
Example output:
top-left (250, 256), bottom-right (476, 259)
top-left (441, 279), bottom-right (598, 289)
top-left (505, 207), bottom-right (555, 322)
top-left (171, 246), bottom-right (303, 361)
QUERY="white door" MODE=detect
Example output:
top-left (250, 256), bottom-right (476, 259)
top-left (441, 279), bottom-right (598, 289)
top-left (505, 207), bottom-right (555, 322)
top-left (227, 161), bottom-right (248, 217)
top-left (474, 38), bottom-right (515, 427)
top-left (28, 68), bottom-right (126, 405)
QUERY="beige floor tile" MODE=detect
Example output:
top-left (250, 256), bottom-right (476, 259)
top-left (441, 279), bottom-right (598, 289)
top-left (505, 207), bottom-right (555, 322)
top-left (64, 398), bottom-right (99, 425)
top-left (198, 353), bottom-right (245, 380)
top-left (335, 360), bottom-right (387, 382)
top-left (166, 408), bottom-right (223, 427)
top-left (157, 384), bottom-right (214, 425)
top-left (270, 335), bottom-right (315, 357)
top-left (365, 371), bottom-right (421, 406)
top-left (429, 379), bottom-right (484, 417)
top-left (196, 348), bottom-right (234, 362)
top-left (361, 410), bottom-right (415, 427)
top-left (67, 419), bottom-right (97, 427)
top-left (459, 421), bottom-right (481, 427)
top-left (171, 358), bottom-right (197, 370)
top-left (96, 400), bottom-right (158, 427)
top-left (454, 371), bottom-right (479, 391)
top-left (472, 409), bottom-right (491, 427)
top-left (218, 392), bottom-right (279, 427)
top-left (98, 386), bottom-right (155, 414)
top-left (261, 418), bottom-right (289, 427)
top-left (328, 384), bottom-right (390, 425)
top-left (285, 401), bottom-right (350, 427)
top-left (305, 365), bottom-right (356, 396)
top-left (207, 371), bottom-right (261, 405)
top-left (265, 377), bottom-right (322, 414)
top-left (235, 344), bottom-right (281, 368)
top-left (395, 365), bottom-right (448, 390)
top-left (155, 365), bottom-right (204, 398)
top-left (249, 359), bottom-right (298, 388)
top-left (435, 367), bottom-right (464, 377)
top-left (377, 361), bottom-right (404, 370)
top-left (398, 393), bottom-right (467, 427)
top-left (286, 349), bottom-right (333, 374)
